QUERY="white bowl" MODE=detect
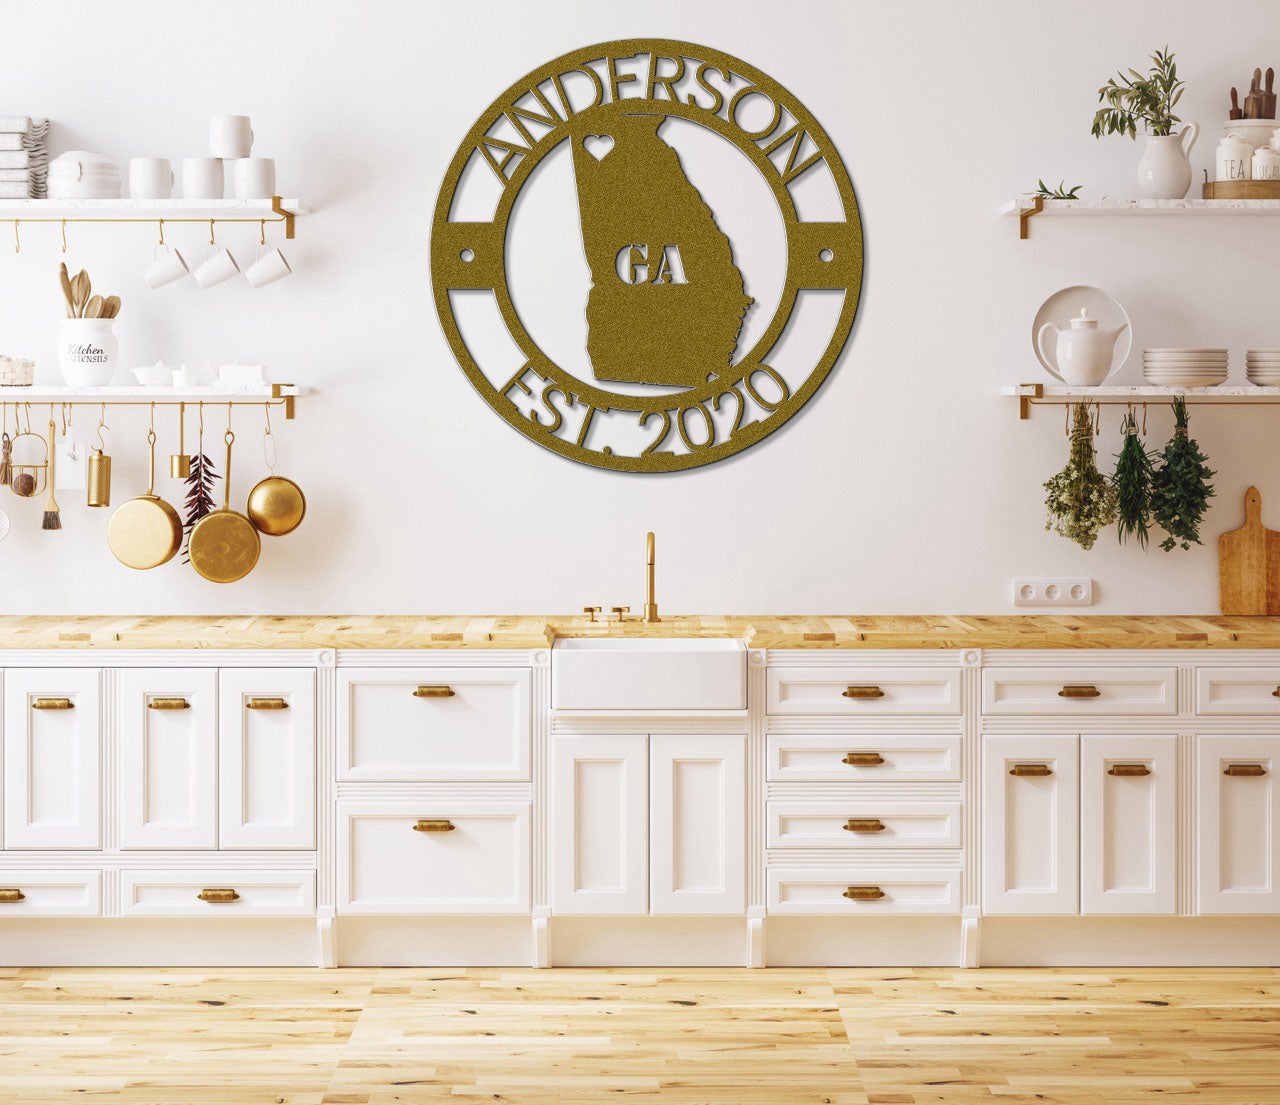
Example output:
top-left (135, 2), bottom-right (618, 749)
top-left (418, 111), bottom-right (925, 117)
top-left (132, 364), bottom-right (172, 387)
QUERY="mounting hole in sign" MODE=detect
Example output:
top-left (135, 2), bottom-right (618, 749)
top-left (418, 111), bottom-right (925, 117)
top-left (818, 248), bottom-right (834, 262)
top-left (459, 248), bottom-right (475, 262)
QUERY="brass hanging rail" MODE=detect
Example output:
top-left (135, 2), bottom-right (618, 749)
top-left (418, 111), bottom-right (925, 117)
top-left (0, 196), bottom-right (306, 241)
top-left (0, 385), bottom-right (307, 419)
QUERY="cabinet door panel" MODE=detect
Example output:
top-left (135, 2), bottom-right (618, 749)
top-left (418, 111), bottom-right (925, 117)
top-left (1080, 736), bottom-right (1176, 915)
top-left (118, 669), bottom-right (217, 850)
top-left (650, 736), bottom-right (745, 915)
top-left (982, 736), bottom-right (1078, 914)
top-left (219, 670), bottom-right (315, 849)
top-left (3, 669), bottom-right (101, 849)
top-left (1197, 736), bottom-right (1280, 914)
top-left (551, 736), bottom-right (648, 915)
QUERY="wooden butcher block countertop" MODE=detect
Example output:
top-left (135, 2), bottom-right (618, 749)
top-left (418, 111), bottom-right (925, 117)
top-left (0, 614), bottom-right (1278, 650)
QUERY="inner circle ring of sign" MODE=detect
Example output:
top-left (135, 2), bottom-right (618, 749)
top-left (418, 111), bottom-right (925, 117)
top-left (432, 38), bottom-right (863, 473)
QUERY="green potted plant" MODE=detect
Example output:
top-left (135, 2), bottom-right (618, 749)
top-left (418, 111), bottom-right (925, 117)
top-left (1092, 47), bottom-right (1197, 199)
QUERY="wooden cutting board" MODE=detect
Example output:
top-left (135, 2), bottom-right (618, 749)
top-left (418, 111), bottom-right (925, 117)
top-left (1219, 486), bottom-right (1280, 614)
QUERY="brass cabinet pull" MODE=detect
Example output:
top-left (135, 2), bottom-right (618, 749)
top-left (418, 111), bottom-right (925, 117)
top-left (842, 685), bottom-right (885, 699)
top-left (413, 819), bottom-right (455, 832)
top-left (1272, 687), bottom-right (1280, 698)
top-left (31, 697), bottom-right (73, 710)
top-left (842, 885), bottom-right (885, 901)
top-left (1225, 763), bottom-right (1267, 777)
top-left (0, 888), bottom-right (25, 903)
top-left (1107, 763), bottom-right (1151, 777)
top-left (1010, 763), bottom-right (1053, 777)
top-left (246, 698), bottom-right (288, 710)
top-left (843, 818), bottom-right (886, 833)
top-left (197, 888), bottom-right (240, 903)
top-left (413, 686), bottom-right (455, 699)
top-left (842, 751), bottom-right (885, 766)
top-left (147, 697), bottom-right (190, 710)
top-left (1058, 684), bottom-right (1101, 699)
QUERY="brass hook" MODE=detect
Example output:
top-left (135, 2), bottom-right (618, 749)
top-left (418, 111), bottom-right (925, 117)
top-left (259, 219), bottom-right (266, 246)
top-left (95, 403), bottom-right (108, 451)
top-left (158, 219), bottom-right (165, 247)
top-left (198, 400), bottom-right (204, 435)
top-left (22, 402), bottom-right (30, 434)
top-left (60, 219), bottom-right (67, 253)
top-left (12, 220), bottom-right (18, 254)
top-left (262, 402), bottom-right (276, 471)
top-left (61, 402), bottom-right (70, 437)
top-left (209, 219), bottom-right (216, 246)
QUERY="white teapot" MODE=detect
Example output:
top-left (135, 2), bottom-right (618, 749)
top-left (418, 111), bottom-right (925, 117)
top-left (1037, 308), bottom-right (1129, 386)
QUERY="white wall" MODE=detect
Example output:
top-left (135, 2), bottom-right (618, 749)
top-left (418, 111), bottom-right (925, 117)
top-left (0, 0), bottom-right (1273, 615)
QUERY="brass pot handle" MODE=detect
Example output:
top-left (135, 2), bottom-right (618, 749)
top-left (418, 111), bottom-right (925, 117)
top-left (842, 685), bottom-right (884, 699)
top-left (197, 888), bottom-right (240, 903)
top-left (246, 698), bottom-right (288, 710)
top-left (1058, 684), bottom-right (1101, 699)
top-left (0, 888), bottom-right (25, 903)
top-left (413, 686), bottom-right (455, 699)
top-left (1010, 763), bottom-right (1052, 777)
top-left (1225, 763), bottom-right (1267, 777)
top-left (1107, 763), bottom-right (1151, 777)
top-left (32, 697), bottom-right (73, 710)
top-left (843, 752), bottom-right (885, 766)
top-left (147, 697), bottom-right (190, 710)
top-left (413, 819), bottom-right (455, 832)
top-left (843, 818), bottom-right (886, 833)
top-left (842, 885), bottom-right (885, 901)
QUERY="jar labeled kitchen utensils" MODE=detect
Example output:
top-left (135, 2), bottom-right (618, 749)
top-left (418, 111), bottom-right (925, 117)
top-left (57, 317), bottom-right (118, 387)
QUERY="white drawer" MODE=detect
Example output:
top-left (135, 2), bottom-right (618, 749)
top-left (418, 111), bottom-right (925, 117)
top-left (768, 667), bottom-right (961, 716)
top-left (0, 870), bottom-right (101, 917)
top-left (982, 667), bottom-right (1177, 716)
top-left (119, 870), bottom-right (316, 917)
top-left (338, 802), bottom-right (530, 915)
top-left (767, 734), bottom-right (961, 782)
top-left (767, 802), bottom-right (961, 849)
top-left (767, 866), bottom-right (960, 914)
top-left (338, 668), bottom-right (530, 781)
top-left (1196, 668), bottom-right (1280, 716)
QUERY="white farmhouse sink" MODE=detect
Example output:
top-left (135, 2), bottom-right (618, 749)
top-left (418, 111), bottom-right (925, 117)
top-left (552, 637), bottom-right (746, 711)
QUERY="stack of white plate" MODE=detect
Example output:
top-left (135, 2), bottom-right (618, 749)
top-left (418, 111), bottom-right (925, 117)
top-left (48, 151), bottom-right (120, 199)
top-left (1246, 349), bottom-right (1280, 386)
top-left (1143, 348), bottom-right (1228, 387)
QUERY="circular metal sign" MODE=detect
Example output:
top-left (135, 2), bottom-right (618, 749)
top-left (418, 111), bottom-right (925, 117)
top-left (432, 39), bottom-right (862, 472)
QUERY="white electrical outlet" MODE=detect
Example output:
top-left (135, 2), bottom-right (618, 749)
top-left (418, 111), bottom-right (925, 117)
top-left (1012, 577), bottom-right (1094, 607)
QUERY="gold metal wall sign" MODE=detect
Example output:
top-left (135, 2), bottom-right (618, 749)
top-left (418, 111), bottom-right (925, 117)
top-left (432, 38), bottom-right (863, 472)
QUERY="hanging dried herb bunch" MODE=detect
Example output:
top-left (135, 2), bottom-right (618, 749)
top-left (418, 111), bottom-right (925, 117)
top-left (1151, 396), bottom-right (1214, 551)
top-left (1045, 402), bottom-right (1118, 550)
top-left (181, 450), bottom-right (219, 563)
top-left (1112, 409), bottom-right (1155, 547)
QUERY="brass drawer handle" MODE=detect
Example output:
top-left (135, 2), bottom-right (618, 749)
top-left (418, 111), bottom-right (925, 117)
top-left (32, 697), bottom-right (73, 710)
top-left (413, 685), bottom-right (455, 699)
top-left (1225, 763), bottom-right (1267, 777)
top-left (1108, 763), bottom-right (1151, 777)
top-left (1010, 763), bottom-right (1053, 777)
top-left (197, 888), bottom-right (240, 903)
top-left (1272, 687), bottom-right (1280, 698)
top-left (0, 888), bottom-right (25, 903)
top-left (147, 697), bottom-right (190, 710)
top-left (842, 885), bottom-right (885, 901)
top-left (413, 819), bottom-right (455, 832)
top-left (843, 818), bottom-right (886, 833)
top-left (843, 752), bottom-right (884, 766)
top-left (246, 698), bottom-right (288, 710)
top-left (842, 685), bottom-right (884, 699)
top-left (1058, 684), bottom-right (1101, 699)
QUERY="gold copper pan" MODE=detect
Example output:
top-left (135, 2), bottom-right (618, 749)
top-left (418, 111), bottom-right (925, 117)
top-left (107, 427), bottom-right (181, 570)
top-left (188, 428), bottom-right (260, 584)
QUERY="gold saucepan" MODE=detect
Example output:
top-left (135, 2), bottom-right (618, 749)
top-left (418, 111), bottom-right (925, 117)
top-left (188, 428), bottom-right (260, 584)
top-left (246, 405), bottom-right (305, 536)
top-left (107, 427), bottom-right (181, 569)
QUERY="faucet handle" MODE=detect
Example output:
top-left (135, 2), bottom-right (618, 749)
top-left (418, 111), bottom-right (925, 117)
top-left (582, 606), bottom-right (602, 623)
top-left (610, 606), bottom-right (631, 623)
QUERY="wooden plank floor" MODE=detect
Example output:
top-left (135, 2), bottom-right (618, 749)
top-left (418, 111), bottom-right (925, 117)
top-left (0, 967), bottom-right (1277, 1104)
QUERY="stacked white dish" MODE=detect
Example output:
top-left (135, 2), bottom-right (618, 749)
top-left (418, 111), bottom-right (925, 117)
top-left (48, 150), bottom-right (120, 199)
top-left (1245, 349), bottom-right (1280, 386)
top-left (1143, 348), bottom-right (1228, 387)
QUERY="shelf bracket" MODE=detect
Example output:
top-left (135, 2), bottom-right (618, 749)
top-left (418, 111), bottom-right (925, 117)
top-left (1013, 383), bottom-right (1042, 419)
top-left (1018, 195), bottom-right (1044, 240)
top-left (272, 383), bottom-right (296, 420)
top-left (271, 195), bottom-right (295, 240)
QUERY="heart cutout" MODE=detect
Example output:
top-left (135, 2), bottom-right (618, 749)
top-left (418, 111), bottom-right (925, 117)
top-left (583, 134), bottom-right (614, 161)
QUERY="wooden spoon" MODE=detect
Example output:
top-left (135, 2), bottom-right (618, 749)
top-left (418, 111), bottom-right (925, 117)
top-left (83, 294), bottom-right (103, 320)
top-left (58, 262), bottom-right (74, 318)
top-left (101, 295), bottom-right (120, 320)
top-left (70, 270), bottom-right (90, 318)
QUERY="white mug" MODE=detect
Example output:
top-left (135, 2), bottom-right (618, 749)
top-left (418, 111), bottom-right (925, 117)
top-left (129, 157), bottom-right (173, 199)
top-left (233, 157), bottom-right (276, 199)
top-left (193, 245), bottom-right (240, 289)
top-left (183, 157), bottom-right (224, 199)
top-left (210, 115), bottom-right (253, 159)
top-left (144, 244), bottom-right (189, 289)
top-left (245, 244), bottom-right (291, 288)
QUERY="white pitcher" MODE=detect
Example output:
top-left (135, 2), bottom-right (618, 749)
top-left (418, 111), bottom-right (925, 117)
top-left (1137, 124), bottom-right (1199, 199)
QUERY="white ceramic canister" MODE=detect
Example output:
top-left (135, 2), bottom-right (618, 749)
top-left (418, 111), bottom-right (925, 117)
top-left (1217, 132), bottom-right (1254, 181)
top-left (57, 318), bottom-right (118, 387)
top-left (1253, 146), bottom-right (1280, 180)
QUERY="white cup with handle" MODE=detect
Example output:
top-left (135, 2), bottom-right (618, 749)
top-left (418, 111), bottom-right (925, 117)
top-left (129, 157), bottom-right (173, 199)
top-left (144, 244), bottom-right (189, 288)
top-left (193, 245), bottom-right (240, 289)
top-left (210, 115), bottom-right (253, 159)
top-left (244, 243), bottom-right (291, 288)
top-left (233, 157), bottom-right (276, 199)
top-left (183, 157), bottom-right (224, 199)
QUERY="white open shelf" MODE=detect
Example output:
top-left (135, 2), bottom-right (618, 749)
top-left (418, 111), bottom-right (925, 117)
top-left (1001, 195), bottom-right (1280, 238)
top-left (1005, 383), bottom-right (1280, 419)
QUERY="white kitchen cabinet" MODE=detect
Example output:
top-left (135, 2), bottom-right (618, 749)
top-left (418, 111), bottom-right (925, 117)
top-left (767, 866), bottom-right (961, 915)
top-left (1080, 736), bottom-right (1177, 915)
top-left (982, 667), bottom-right (1177, 716)
top-left (650, 736), bottom-right (745, 915)
top-left (219, 669), bottom-right (315, 849)
top-left (0, 870), bottom-right (101, 917)
top-left (982, 736), bottom-right (1079, 914)
top-left (767, 666), bottom-right (961, 715)
top-left (767, 801), bottom-right (961, 850)
top-left (766, 734), bottom-right (962, 782)
top-left (120, 870), bottom-right (316, 917)
top-left (3, 669), bottom-right (101, 850)
top-left (118, 669), bottom-right (218, 850)
top-left (1197, 736), bottom-right (1280, 914)
top-left (551, 735), bottom-right (648, 914)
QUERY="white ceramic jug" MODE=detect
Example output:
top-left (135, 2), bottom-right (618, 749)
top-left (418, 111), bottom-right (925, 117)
top-left (1037, 309), bottom-right (1129, 386)
top-left (1138, 123), bottom-right (1199, 199)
